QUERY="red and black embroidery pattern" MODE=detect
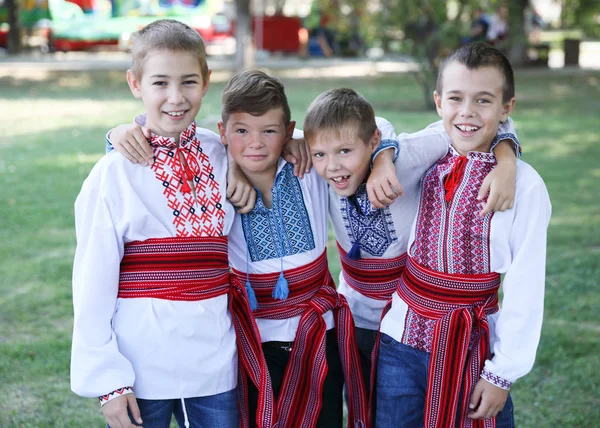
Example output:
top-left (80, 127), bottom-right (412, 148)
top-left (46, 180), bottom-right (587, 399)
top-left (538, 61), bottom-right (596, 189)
top-left (149, 122), bottom-right (225, 237)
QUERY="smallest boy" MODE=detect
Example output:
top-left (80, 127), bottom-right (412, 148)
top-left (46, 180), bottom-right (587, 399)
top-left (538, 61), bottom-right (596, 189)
top-left (71, 20), bottom-right (271, 428)
top-left (377, 43), bottom-right (552, 427)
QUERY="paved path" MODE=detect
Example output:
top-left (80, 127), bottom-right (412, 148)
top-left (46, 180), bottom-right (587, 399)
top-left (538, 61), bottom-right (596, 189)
top-left (0, 51), bottom-right (420, 80)
top-left (1, 45), bottom-right (598, 80)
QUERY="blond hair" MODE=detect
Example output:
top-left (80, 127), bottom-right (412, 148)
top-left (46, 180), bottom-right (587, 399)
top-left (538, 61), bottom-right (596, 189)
top-left (130, 19), bottom-right (209, 81)
top-left (304, 88), bottom-right (376, 144)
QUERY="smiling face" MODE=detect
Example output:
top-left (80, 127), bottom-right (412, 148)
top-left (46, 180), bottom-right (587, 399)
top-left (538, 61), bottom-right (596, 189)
top-left (218, 108), bottom-right (295, 181)
top-left (309, 126), bottom-right (380, 197)
top-left (434, 61), bottom-right (515, 155)
top-left (127, 49), bottom-right (210, 141)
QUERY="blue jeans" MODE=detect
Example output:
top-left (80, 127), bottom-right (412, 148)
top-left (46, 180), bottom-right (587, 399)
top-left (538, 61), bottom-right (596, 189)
top-left (376, 333), bottom-right (515, 428)
top-left (112, 388), bottom-right (240, 428)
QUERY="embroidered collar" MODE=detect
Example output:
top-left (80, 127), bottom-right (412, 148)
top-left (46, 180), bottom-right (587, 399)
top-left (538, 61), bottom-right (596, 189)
top-left (131, 114), bottom-right (198, 150)
top-left (248, 159), bottom-right (292, 215)
top-left (449, 145), bottom-right (496, 163)
top-left (342, 183), bottom-right (378, 216)
top-left (147, 121), bottom-right (198, 150)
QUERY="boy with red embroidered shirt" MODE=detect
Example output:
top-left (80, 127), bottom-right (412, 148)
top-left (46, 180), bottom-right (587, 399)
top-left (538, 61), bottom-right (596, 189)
top-left (377, 43), bottom-right (551, 427)
top-left (71, 20), bottom-right (272, 428)
top-left (303, 87), bottom-right (519, 404)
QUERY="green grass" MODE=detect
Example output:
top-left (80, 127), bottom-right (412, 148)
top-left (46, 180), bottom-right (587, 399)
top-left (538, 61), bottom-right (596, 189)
top-left (1, 68), bottom-right (599, 427)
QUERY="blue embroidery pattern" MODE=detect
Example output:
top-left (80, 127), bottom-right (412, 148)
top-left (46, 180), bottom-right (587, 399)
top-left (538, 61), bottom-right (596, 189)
top-left (241, 163), bottom-right (315, 262)
top-left (340, 184), bottom-right (397, 257)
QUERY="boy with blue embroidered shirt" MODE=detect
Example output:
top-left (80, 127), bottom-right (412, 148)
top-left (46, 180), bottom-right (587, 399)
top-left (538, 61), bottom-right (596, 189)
top-left (377, 43), bottom-right (551, 427)
top-left (221, 70), bottom-right (378, 428)
top-left (71, 20), bottom-right (272, 428)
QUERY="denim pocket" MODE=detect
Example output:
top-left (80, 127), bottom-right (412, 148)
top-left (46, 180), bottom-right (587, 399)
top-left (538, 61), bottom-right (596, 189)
top-left (380, 333), bottom-right (399, 346)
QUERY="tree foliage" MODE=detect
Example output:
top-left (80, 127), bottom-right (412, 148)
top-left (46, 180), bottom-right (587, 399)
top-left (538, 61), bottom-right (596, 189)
top-left (375, 0), bottom-right (481, 109)
top-left (561, 0), bottom-right (600, 38)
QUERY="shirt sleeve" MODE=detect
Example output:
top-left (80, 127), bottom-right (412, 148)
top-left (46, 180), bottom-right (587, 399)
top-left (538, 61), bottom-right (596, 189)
top-left (373, 116), bottom-right (399, 163)
top-left (395, 120), bottom-right (449, 173)
top-left (71, 168), bottom-right (135, 398)
top-left (484, 175), bottom-right (551, 384)
top-left (491, 117), bottom-right (522, 157)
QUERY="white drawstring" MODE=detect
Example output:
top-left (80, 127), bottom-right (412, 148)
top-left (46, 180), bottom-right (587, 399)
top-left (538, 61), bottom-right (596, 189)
top-left (181, 398), bottom-right (190, 428)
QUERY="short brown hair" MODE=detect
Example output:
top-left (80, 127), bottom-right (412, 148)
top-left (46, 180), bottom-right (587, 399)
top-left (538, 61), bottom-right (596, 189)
top-left (130, 19), bottom-right (209, 81)
top-left (221, 70), bottom-right (291, 125)
top-left (436, 42), bottom-right (515, 103)
top-left (304, 88), bottom-right (376, 145)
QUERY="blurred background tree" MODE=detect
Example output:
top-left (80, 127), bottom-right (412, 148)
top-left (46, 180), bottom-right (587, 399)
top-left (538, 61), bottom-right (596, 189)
top-left (374, 0), bottom-right (481, 109)
top-left (561, 0), bottom-right (600, 38)
top-left (6, 0), bottom-right (22, 54)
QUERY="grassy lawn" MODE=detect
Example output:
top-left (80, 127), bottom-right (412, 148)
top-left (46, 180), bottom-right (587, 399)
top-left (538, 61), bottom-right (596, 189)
top-left (1, 67), bottom-right (598, 427)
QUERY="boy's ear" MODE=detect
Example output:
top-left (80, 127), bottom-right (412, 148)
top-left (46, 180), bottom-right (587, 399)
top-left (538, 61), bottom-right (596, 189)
top-left (217, 121), bottom-right (227, 146)
top-left (433, 91), bottom-right (443, 117)
top-left (369, 129), bottom-right (382, 153)
top-left (286, 120), bottom-right (296, 140)
top-left (501, 97), bottom-right (516, 122)
top-left (126, 70), bottom-right (142, 99)
top-left (202, 70), bottom-right (212, 97)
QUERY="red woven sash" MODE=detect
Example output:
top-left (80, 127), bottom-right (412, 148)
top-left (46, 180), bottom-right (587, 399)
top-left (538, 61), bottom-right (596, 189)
top-left (118, 236), bottom-right (230, 300)
top-left (397, 257), bottom-right (501, 428)
top-left (118, 236), bottom-right (275, 428)
top-left (337, 241), bottom-right (407, 301)
top-left (232, 251), bottom-right (368, 428)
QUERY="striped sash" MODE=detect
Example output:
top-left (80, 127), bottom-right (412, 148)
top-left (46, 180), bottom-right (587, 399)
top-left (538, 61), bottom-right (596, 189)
top-left (398, 257), bottom-right (500, 428)
top-left (118, 236), bottom-right (275, 428)
top-left (232, 250), bottom-right (368, 428)
top-left (337, 241), bottom-right (407, 301)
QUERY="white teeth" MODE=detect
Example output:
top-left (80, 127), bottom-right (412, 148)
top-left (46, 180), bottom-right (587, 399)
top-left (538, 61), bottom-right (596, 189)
top-left (332, 176), bottom-right (349, 183)
top-left (457, 125), bottom-right (479, 132)
top-left (166, 111), bottom-right (185, 117)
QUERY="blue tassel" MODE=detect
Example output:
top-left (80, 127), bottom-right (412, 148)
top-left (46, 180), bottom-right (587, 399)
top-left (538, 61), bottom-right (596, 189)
top-left (272, 272), bottom-right (289, 301)
top-left (348, 242), bottom-right (361, 260)
top-left (246, 280), bottom-right (259, 311)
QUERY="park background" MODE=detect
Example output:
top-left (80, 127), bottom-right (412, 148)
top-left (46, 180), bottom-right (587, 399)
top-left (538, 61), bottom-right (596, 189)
top-left (1, 0), bottom-right (599, 426)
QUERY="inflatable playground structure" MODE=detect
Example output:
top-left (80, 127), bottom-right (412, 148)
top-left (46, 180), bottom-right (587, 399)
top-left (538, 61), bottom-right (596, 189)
top-left (0, 0), bottom-right (236, 51)
top-left (0, 0), bottom-right (302, 53)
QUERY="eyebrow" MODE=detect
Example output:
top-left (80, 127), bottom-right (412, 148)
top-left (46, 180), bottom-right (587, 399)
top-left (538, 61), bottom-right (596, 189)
top-left (149, 74), bottom-right (201, 79)
top-left (231, 121), bottom-right (282, 128)
top-left (447, 90), bottom-right (497, 98)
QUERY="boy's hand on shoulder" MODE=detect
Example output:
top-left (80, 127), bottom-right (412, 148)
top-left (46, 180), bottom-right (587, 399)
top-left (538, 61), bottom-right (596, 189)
top-left (478, 159), bottom-right (516, 216)
top-left (283, 137), bottom-right (312, 178)
top-left (227, 160), bottom-right (256, 214)
top-left (111, 124), bottom-right (154, 166)
top-left (468, 378), bottom-right (509, 420)
top-left (367, 149), bottom-right (403, 208)
top-left (101, 393), bottom-right (143, 428)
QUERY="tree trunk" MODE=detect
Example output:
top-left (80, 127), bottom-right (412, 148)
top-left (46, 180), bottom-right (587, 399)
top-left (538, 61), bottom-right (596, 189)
top-left (234, 0), bottom-right (255, 72)
top-left (7, 0), bottom-right (22, 55)
top-left (508, 0), bottom-right (528, 67)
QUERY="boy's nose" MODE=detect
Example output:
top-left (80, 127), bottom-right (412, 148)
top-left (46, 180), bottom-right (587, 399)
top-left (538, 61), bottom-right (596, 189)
top-left (326, 158), bottom-right (341, 171)
top-left (248, 132), bottom-right (264, 148)
top-left (168, 86), bottom-right (185, 104)
top-left (460, 103), bottom-right (475, 117)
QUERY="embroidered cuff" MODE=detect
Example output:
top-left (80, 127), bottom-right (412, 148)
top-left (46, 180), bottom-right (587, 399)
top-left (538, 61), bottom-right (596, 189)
top-left (99, 386), bottom-right (134, 407)
top-left (371, 138), bottom-right (399, 167)
top-left (105, 130), bottom-right (114, 154)
top-left (490, 132), bottom-right (522, 158)
top-left (481, 368), bottom-right (512, 390)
